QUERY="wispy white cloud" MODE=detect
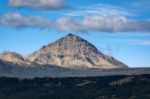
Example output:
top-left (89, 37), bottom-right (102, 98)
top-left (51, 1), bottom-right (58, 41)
top-left (129, 0), bottom-right (150, 11)
top-left (8, 0), bottom-right (69, 10)
top-left (119, 39), bottom-right (150, 46)
top-left (0, 13), bottom-right (51, 29)
top-left (55, 15), bottom-right (150, 32)
top-left (64, 4), bottom-right (133, 17)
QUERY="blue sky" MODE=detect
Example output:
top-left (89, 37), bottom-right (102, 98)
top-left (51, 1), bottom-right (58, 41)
top-left (0, 0), bottom-right (150, 67)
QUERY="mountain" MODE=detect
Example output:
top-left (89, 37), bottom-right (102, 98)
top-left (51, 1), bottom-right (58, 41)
top-left (0, 52), bottom-right (33, 66)
top-left (0, 51), bottom-right (24, 64)
top-left (0, 33), bottom-right (138, 78)
top-left (27, 33), bottom-right (127, 68)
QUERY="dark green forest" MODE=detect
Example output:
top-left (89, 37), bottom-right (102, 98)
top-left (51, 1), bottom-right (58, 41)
top-left (0, 75), bottom-right (149, 99)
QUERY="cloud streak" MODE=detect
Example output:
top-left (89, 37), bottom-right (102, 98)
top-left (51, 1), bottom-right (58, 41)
top-left (119, 39), bottom-right (150, 46)
top-left (0, 12), bottom-right (150, 33)
top-left (8, 0), bottom-right (69, 10)
top-left (64, 4), bottom-right (133, 17)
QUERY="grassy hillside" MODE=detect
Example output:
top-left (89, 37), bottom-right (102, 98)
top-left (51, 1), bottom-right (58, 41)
top-left (0, 75), bottom-right (149, 99)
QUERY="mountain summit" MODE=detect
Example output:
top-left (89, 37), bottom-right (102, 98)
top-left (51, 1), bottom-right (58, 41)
top-left (27, 33), bottom-right (127, 68)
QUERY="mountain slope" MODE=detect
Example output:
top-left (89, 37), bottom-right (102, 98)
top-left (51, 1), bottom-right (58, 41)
top-left (27, 33), bottom-right (127, 68)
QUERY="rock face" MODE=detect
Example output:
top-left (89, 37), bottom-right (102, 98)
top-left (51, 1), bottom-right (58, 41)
top-left (0, 51), bottom-right (24, 64)
top-left (27, 33), bottom-right (128, 68)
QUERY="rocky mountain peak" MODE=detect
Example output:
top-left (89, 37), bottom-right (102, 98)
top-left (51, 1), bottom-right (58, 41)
top-left (27, 33), bottom-right (128, 68)
top-left (0, 51), bottom-right (24, 63)
top-left (64, 33), bottom-right (81, 41)
top-left (51, 33), bottom-right (87, 45)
